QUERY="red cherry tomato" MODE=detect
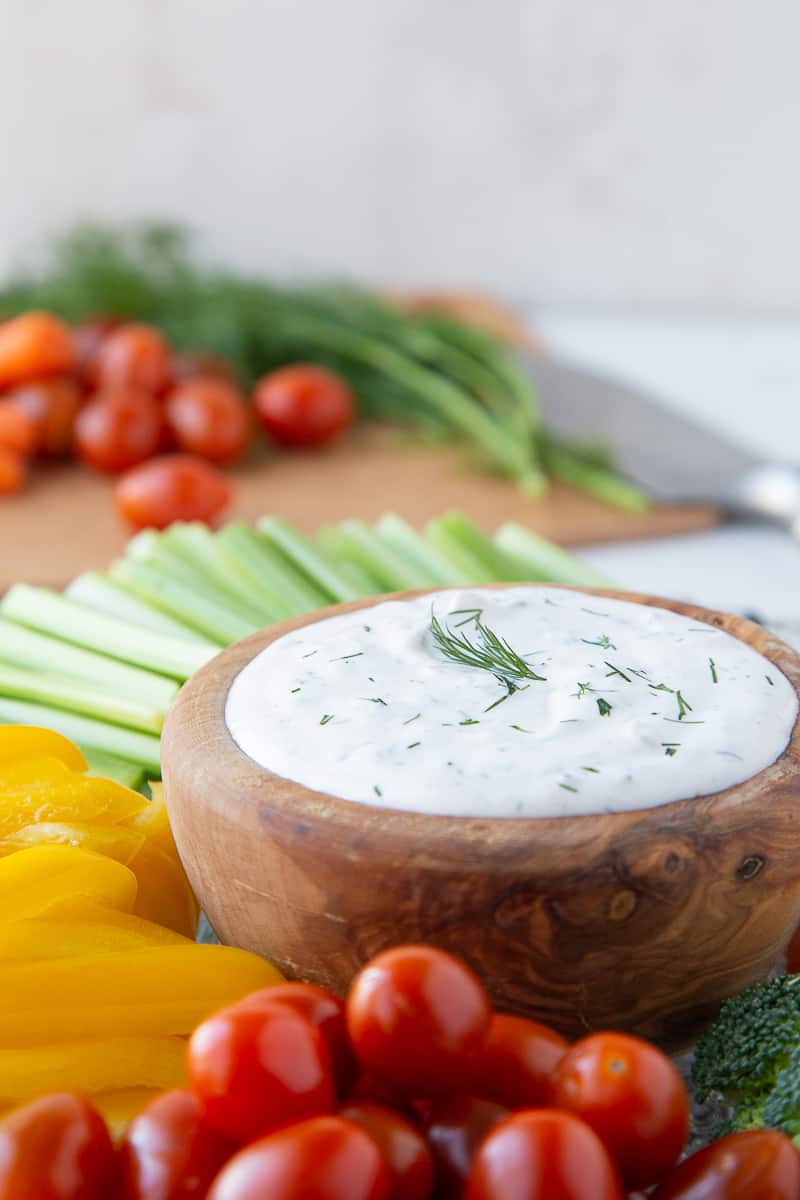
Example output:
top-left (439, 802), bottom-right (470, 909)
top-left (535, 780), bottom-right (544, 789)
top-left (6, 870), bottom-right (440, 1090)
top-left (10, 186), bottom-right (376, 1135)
top-left (465, 1109), bottom-right (624, 1200)
top-left (0, 447), bottom-right (26, 495)
top-left (339, 1103), bottom-right (434, 1200)
top-left (171, 352), bottom-right (235, 385)
top-left (552, 1032), bottom-right (689, 1190)
top-left (74, 388), bottom-right (165, 473)
top-left (347, 945), bottom-right (491, 1096)
top-left (118, 1088), bottom-right (234, 1200)
top-left (239, 983), bottom-right (359, 1096)
top-left (347, 1073), bottom-right (419, 1121)
top-left (165, 379), bottom-right (250, 464)
top-left (208, 1115), bottom-right (390, 1200)
top-left (6, 378), bottom-right (82, 457)
top-left (0, 1092), bottom-right (115, 1199)
top-left (0, 404), bottom-right (37, 456)
top-left (651, 1129), bottom-right (800, 1199)
top-left (0, 312), bottom-right (75, 387)
top-left (253, 364), bottom-right (355, 447)
top-left (92, 323), bottom-right (172, 394)
top-left (187, 999), bottom-right (336, 1142)
top-left (115, 455), bottom-right (233, 531)
top-left (470, 1013), bottom-right (568, 1109)
top-left (422, 1095), bottom-right (508, 1200)
top-left (72, 317), bottom-right (121, 383)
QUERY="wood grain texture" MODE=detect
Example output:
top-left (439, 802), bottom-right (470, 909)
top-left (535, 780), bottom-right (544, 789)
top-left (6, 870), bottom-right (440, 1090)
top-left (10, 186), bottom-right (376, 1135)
top-left (162, 585), bottom-right (800, 1048)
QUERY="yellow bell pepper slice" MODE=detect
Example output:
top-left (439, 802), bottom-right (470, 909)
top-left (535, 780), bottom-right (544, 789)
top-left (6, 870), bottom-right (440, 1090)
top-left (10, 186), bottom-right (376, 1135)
top-left (0, 757), bottom-right (76, 788)
top-left (0, 821), bottom-right (146, 864)
top-left (126, 781), bottom-right (177, 855)
top-left (0, 846), bottom-right (138, 920)
top-left (0, 726), bottom-right (87, 772)
top-left (91, 1088), bottom-right (162, 1138)
top-left (0, 1037), bottom-right (186, 1102)
top-left (0, 944), bottom-right (284, 1041)
top-left (126, 840), bottom-right (198, 938)
top-left (0, 776), bottom-right (148, 837)
top-left (0, 909), bottom-right (192, 961)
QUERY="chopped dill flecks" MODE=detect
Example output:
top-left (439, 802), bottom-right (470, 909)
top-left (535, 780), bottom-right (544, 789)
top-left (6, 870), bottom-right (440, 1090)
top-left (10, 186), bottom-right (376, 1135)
top-left (596, 698), bottom-right (613, 717)
top-left (559, 783), bottom-right (578, 793)
top-left (766, 674), bottom-right (775, 686)
top-left (362, 697), bottom-right (388, 706)
top-left (573, 681), bottom-right (594, 699)
top-left (291, 687), bottom-right (301, 694)
top-left (581, 608), bottom-right (610, 618)
top-left (662, 742), bottom-right (680, 757)
top-left (373, 784), bottom-right (382, 797)
top-left (510, 724), bottom-right (534, 733)
top-left (628, 667), bottom-right (650, 680)
top-left (363, 624), bottom-right (372, 632)
top-left (302, 650), bottom-right (318, 659)
top-left (664, 718), bottom-right (705, 724)
top-left (709, 658), bottom-right (718, 683)
top-left (604, 661), bottom-right (631, 682)
top-left (676, 690), bottom-right (693, 720)
top-left (330, 651), bottom-right (364, 662)
top-left (581, 766), bottom-right (600, 773)
top-left (407, 741), bottom-right (421, 750)
top-left (459, 718), bottom-right (480, 726)
top-left (403, 712), bottom-right (421, 725)
top-left (649, 682), bottom-right (675, 694)
top-left (581, 633), bottom-right (616, 650)
top-left (320, 714), bottom-right (334, 725)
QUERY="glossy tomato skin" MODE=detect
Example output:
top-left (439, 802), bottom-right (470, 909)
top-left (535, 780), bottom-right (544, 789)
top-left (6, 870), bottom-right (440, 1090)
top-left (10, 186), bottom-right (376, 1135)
top-left (651, 1129), bottom-right (800, 1199)
top-left (171, 352), bottom-right (235, 385)
top-left (0, 1092), bottom-right (115, 1199)
top-left (465, 1109), bottom-right (624, 1200)
top-left (0, 447), bottom-right (26, 495)
top-left (118, 1088), bottom-right (234, 1200)
top-left (115, 455), bottom-right (233, 530)
top-left (92, 323), bottom-right (172, 394)
top-left (74, 388), bottom-right (165, 473)
top-left (238, 983), bottom-right (359, 1096)
top-left (339, 1103), bottom-right (434, 1200)
top-left (165, 379), bottom-right (250, 464)
top-left (254, 364), bottom-right (355, 447)
top-left (422, 1095), bottom-right (508, 1199)
top-left (6, 378), bottom-right (82, 456)
top-left (347, 945), bottom-right (491, 1096)
top-left (208, 1116), bottom-right (390, 1200)
top-left (470, 1013), bottom-right (568, 1109)
top-left (0, 312), bottom-right (75, 387)
top-left (0, 404), bottom-right (37, 456)
top-left (72, 317), bottom-right (121, 383)
top-left (347, 1073), bottom-right (420, 1121)
top-left (552, 1033), bottom-right (689, 1190)
top-left (187, 999), bottom-right (336, 1143)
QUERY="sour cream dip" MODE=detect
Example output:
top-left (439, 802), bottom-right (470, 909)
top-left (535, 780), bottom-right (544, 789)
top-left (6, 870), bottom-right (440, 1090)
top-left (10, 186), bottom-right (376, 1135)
top-left (225, 587), bottom-right (798, 818)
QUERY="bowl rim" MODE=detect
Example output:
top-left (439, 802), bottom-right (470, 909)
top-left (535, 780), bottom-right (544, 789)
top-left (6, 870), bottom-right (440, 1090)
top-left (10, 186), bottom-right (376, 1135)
top-left (163, 583), bottom-right (800, 845)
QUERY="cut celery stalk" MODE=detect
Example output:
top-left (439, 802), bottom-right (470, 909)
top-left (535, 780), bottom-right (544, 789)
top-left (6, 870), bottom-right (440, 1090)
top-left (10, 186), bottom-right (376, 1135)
top-left (257, 516), bottom-right (361, 603)
top-left (219, 523), bottom-right (328, 613)
top-left (374, 514), bottom-right (472, 587)
top-left (66, 573), bottom-right (204, 642)
top-left (0, 619), bottom-right (177, 710)
top-left (320, 521), bottom-right (435, 592)
top-left (434, 511), bottom-right (525, 581)
top-left (82, 748), bottom-right (148, 790)
top-left (109, 561), bottom-right (254, 646)
top-left (1, 586), bottom-right (216, 681)
top-left (423, 518), bottom-right (498, 584)
top-left (0, 700), bottom-right (161, 775)
top-left (315, 533), bottom-right (383, 595)
top-left (160, 523), bottom-right (287, 624)
top-left (494, 523), bottom-right (615, 587)
top-left (0, 664), bottom-right (164, 734)
top-left (123, 535), bottom-right (267, 627)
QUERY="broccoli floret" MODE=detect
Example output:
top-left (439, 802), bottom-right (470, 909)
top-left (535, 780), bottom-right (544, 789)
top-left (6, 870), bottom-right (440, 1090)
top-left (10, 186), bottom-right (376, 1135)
top-left (693, 975), bottom-right (800, 1110)
top-left (764, 1043), bottom-right (800, 1141)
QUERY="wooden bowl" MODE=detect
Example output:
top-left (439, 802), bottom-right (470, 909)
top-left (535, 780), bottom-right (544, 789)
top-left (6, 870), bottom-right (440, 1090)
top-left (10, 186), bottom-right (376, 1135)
top-left (162, 586), bottom-right (800, 1049)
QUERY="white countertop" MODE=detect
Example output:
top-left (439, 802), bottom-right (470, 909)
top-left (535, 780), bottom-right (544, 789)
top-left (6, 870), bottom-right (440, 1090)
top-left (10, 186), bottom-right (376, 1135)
top-left (530, 311), bottom-right (800, 647)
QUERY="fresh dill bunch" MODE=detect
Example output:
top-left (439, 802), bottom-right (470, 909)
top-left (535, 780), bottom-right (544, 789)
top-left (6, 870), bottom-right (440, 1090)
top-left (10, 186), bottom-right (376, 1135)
top-left (429, 610), bottom-right (546, 700)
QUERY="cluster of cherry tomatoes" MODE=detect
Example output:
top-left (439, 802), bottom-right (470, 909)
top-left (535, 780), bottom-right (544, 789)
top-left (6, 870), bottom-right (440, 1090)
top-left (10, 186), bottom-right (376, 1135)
top-left (0, 310), bottom-right (356, 529)
top-left (0, 943), bottom-right (796, 1199)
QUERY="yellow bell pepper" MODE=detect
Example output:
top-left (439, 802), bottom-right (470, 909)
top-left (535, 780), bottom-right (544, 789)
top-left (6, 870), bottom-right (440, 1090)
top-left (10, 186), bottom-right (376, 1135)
top-left (0, 726), bottom-right (87, 772)
top-left (0, 944), bottom-right (284, 1042)
top-left (126, 840), bottom-right (198, 938)
top-left (0, 846), bottom-right (138, 920)
top-left (0, 910), bottom-right (192, 961)
top-left (0, 776), bottom-right (147, 838)
top-left (91, 1088), bottom-right (162, 1137)
top-left (1, 821), bottom-right (146, 864)
top-left (0, 1037), bottom-right (186, 1102)
top-left (126, 781), bottom-right (177, 855)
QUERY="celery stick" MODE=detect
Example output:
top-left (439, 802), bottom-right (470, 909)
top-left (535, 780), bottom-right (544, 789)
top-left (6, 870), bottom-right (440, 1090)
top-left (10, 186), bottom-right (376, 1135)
top-left (0, 664), bottom-right (164, 734)
top-left (423, 518), bottom-right (498, 584)
top-left (435, 511), bottom-right (525, 581)
top-left (0, 700), bottom-right (161, 775)
top-left (323, 521), bottom-right (435, 591)
top-left (83, 748), bottom-right (147, 790)
top-left (109, 561), bottom-right (255, 646)
top-left (219, 524), bottom-right (328, 613)
top-left (161, 523), bottom-right (289, 624)
top-left (1, 586), bottom-right (216, 681)
top-left (494, 523), bottom-right (616, 587)
top-left (257, 516), bottom-right (361, 603)
top-left (375, 514), bottom-right (472, 586)
top-left (66, 573), bottom-right (203, 642)
top-left (315, 532), bottom-right (383, 595)
top-left (0, 619), bottom-right (177, 710)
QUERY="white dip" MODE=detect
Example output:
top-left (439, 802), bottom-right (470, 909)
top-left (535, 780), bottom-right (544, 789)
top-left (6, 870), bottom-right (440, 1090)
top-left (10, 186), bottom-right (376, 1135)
top-left (225, 587), bottom-right (798, 818)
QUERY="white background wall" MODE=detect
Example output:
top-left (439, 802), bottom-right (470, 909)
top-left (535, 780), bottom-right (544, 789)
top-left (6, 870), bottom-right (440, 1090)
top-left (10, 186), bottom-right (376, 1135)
top-left (1, 0), bottom-right (798, 311)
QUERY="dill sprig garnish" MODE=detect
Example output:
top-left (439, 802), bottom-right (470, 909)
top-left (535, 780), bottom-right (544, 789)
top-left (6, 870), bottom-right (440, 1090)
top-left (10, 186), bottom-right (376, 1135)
top-left (430, 611), bottom-right (546, 708)
top-left (596, 698), bottom-right (612, 716)
top-left (581, 633), bottom-right (617, 650)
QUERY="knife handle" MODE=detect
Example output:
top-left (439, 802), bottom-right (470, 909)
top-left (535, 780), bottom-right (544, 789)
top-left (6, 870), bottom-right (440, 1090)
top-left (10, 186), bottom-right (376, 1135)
top-left (732, 465), bottom-right (800, 537)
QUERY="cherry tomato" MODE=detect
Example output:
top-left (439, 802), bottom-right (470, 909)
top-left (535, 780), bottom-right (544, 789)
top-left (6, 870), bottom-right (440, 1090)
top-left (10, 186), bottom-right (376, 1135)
top-left (253, 364), bottom-right (355, 447)
top-left (171, 352), bottom-right (235, 384)
top-left (0, 447), bottom-right (26, 495)
top-left (72, 317), bottom-right (121, 383)
top-left (339, 1103), bottom-right (434, 1200)
top-left (651, 1129), bottom-right (800, 1199)
top-left (347, 1073), bottom-right (419, 1121)
top-left (423, 1095), bottom-right (508, 1199)
top-left (187, 999), bottom-right (336, 1142)
top-left (5, 378), bottom-right (82, 457)
top-left (74, 388), bottom-right (165, 473)
top-left (118, 1088), bottom-right (234, 1200)
top-left (470, 1013), bottom-right (568, 1109)
top-left (115, 455), bottom-right (233, 531)
top-left (552, 1032), bottom-right (689, 1189)
top-left (0, 1092), bottom-right (115, 1199)
top-left (0, 312), bottom-right (75, 387)
top-left (0, 404), bottom-right (37, 456)
top-left (208, 1116), bottom-right (390, 1200)
top-left (165, 379), bottom-right (250, 464)
top-left (92, 323), bottom-right (172, 394)
top-left (347, 945), bottom-right (491, 1096)
top-left (239, 983), bottom-right (359, 1096)
top-left (465, 1109), bottom-right (624, 1200)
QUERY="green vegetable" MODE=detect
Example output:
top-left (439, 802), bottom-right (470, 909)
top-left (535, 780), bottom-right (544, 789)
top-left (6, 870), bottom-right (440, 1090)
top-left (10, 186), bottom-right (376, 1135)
top-left (494, 522), bottom-right (615, 588)
top-left (0, 699), bottom-right (162, 775)
top-left (257, 516), bottom-right (361, 603)
top-left (82, 748), bottom-right (148, 791)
